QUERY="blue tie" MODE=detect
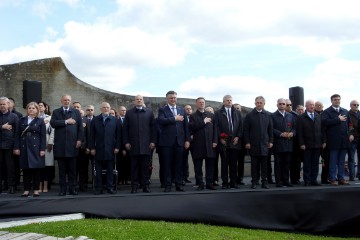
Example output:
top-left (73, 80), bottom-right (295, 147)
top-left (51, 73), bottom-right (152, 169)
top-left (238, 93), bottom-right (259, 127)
top-left (310, 113), bottom-right (314, 121)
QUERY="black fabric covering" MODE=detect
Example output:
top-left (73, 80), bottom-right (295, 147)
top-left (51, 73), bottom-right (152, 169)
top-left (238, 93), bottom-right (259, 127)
top-left (1, 187), bottom-right (359, 237)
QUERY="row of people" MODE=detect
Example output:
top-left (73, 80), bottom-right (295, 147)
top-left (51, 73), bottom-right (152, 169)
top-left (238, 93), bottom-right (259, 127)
top-left (1, 92), bottom-right (359, 197)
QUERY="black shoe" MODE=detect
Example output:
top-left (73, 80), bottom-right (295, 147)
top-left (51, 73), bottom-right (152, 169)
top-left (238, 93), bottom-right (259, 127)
top-left (261, 183), bottom-right (269, 189)
top-left (164, 186), bottom-right (171, 192)
top-left (58, 192), bottom-right (66, 196)
top-left (131, 187), bottom-right (138, 194)
top-left (238, 181), bottom-right (245, 185)
top-left (304, 182), bottom-right (310, 186)
top-left (33, 193), bottom-right (40, 197)
top-left (176, 186), bottom-right (184, 192)
top-left (206, 184), bottom-right (216, 190)
top-left (221, 184), bottom-right (229, 189)
top-left (69, 191), bottom-right (78, 195)
top-left (185, 178), bottom-right (192, 183)
top-left (349, 177), bottom-right (355, 181)
top-left (268, 179), bottom-right (275, 184)
top-left (321, 180), bottom-right (330, 184)
top-left (251, 183), bottom-right (257, 189)
top-left (94, 190), bottom-right (103, 195)
top-left (107, 189), bottom-right (116, 194)
top-left (291, 180), bottom-right (301, 185)
top-left (284, 183), bottom-right (293, 187)
top-left (197, 183), bottom-right (205, 191)
top-left (143, 186), bottom-right (151, 193)
top-left (230, 184), bottom-right (239, 189)
top-left (21, 193), bottom-right (30, 197)
top-left (213, 181), bottom-right (219, 186)
top-left (256, 181), bottom-right (260, 185)
top-left (276, 183), bottom-right (283, 187)
top-left (8, 186), bottom-right (15, 194)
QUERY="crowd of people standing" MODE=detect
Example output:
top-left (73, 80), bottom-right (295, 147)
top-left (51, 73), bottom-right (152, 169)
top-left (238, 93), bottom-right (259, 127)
top-left (0, 92), bottom-right (358, 197)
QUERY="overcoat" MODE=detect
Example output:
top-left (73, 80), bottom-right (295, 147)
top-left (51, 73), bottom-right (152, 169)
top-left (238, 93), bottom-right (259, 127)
top-left (321, 107), bottom-right (351, 149)
top-left (243, 108), bottom-right (273, 156)
top-left (271, 111), bottom-right (296, 153)
top-left (18, 117), bottom-right (46, 169)
top-left (123, 107), bottom-right (156, 156)
top-left (50, 107), bottom-right (83, 157)
top-left (89, 114), bottom-right (121, 161)
top-left (189, 110), bottom-right (218, 159)
top-left (296, 111), bottom-right (325, 148)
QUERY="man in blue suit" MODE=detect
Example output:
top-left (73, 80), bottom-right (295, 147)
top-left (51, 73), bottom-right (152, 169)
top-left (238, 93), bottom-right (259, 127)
top-left (157, 91), bottom-right (190, 192)
top-left (89, 102), bottom-right (121, 194)
top-left (321, 94), bottom-right (353, 186)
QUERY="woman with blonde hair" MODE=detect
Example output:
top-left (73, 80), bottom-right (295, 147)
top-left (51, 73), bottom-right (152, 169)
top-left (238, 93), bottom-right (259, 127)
top-left (14, 102), bottom-right (46, 197)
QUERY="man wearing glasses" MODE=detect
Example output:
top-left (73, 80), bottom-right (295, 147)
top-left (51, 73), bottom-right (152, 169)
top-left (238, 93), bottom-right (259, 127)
top-left (321, 94), bottom-right (353, 186)
top-left (348, 100), bottom-right (360, 181)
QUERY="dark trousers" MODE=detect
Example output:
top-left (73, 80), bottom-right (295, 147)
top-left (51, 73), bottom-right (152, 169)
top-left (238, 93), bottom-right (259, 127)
top-left (193, 158), bottom-right (214, 185)
top-left (182, 149), bottom-right (190, 180)
top-left (267, 152), bottom-right (273, 182)
top-left (251, 155), bottom-right (267, 183)
top-left (57, 157), bottom-right (77, 193)
top-left (157, 147), bottom-right (164, 185)
top-left (274, 152), bottom-right (291, 184)
top-left (290, 146), bottom-right (303, 183)
top-left (303, 148), bottom-right (321, 183)
top-left (77, 149), bottom-right (91, 189)
top-left (23, 168), bottom-right (41, 191)
top-left (219, 148), bottom-right (239, 185)
top-left (237, 148), bottom-right (246, 183)
top-left (0, 149), bottom-right (15, 188)
top-left (131, 155), bottom-right (150, 186)
top-left (94, 160), bottom-right (114, 190)
top-left (162, 144), bottom-right (183, 187)
top-left (118, 150), bottom-right (131, 183)
top-left (213, 151), bottom-right (220, 183)
top-left (320, 147), bottom-right (329, 183)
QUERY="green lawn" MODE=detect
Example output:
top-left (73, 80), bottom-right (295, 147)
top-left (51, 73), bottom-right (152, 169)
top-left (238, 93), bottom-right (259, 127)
top-left (3, 219), bottom-right (355, 240)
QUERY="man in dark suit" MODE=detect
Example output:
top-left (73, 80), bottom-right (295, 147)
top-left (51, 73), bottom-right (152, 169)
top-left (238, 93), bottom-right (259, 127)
top-left (50, 94), bottom-right (83, 196)
top-left (89, 102), bottom-right (121, 194)
top-left (189, 97), bottom-right (218, 190)
top-left (272, 98), bottom-right (296, 187)
top-left (321, 94), bottom-right (353, 186)
top-left (243, 96), bottom-right (273, 189)
top-left (297, 99), bottom-right (326, 186)
top-left (183, 104), bottom-right (193, 184)
top-left (123, 95), bottom-right (156, 193)
top-left (215, 95), bottom-right (242, 189)
top-left (117, 106), bottom-right (131, 185)
top-left (157, 90), bottom-right (190, 192)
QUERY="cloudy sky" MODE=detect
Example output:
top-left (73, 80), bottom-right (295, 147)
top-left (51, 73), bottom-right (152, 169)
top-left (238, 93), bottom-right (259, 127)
top-left (1, 0), bottom-right (360, 111)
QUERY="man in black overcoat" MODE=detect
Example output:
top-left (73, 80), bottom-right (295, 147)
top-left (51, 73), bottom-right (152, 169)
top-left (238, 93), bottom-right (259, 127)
top-left (243, 96), bottom-right (273, 189)
top-left (50, 94), bottom-right (83, 196)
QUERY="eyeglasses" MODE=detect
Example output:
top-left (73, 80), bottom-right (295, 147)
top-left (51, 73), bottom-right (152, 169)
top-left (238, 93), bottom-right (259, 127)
top-left (352, 104), bottom-right (359, 106)
top-left (86, 109), bottom-right (94, 111)
top-left (278, 103), bottom-right (286, 105)
top-left (286, 104), bottom-right (292, 106)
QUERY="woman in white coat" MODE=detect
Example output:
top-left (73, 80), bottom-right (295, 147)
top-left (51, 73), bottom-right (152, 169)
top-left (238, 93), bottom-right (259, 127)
top-left (38, 101), bottom-right (55, 192)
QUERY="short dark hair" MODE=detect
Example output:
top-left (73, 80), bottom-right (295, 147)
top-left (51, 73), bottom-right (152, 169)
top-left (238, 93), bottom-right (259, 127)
top-left (8, 97), bottom-right (15, 103)
top-left (166, 91), bottom-right (177, 97)
top-left (330, 94), bottom-right (341, 101)
top-left (196, 97), bottom-right (205, 102)
top-left (73, 101), bottom-right (81, 105)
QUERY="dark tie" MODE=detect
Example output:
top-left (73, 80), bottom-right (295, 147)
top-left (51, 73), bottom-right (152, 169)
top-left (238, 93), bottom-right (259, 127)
top-left (336, 108), bottom-right (339, 113)
top-left (310, 113), bottom-right (314, 121)
top-left (64, 109), bottom-right (68, 114)
top-left (171, 107), bottom-right (176, 116)
top-left (227, 109), bottom-right (233, 134)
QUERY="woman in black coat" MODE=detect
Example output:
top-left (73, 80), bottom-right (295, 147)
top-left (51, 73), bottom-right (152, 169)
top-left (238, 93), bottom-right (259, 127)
top-left (14, 102), bottom-right (46, 197)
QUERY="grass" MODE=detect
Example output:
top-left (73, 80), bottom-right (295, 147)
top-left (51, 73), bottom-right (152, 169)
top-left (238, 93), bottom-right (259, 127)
top-left (2, 219), bottom-right (357, 240)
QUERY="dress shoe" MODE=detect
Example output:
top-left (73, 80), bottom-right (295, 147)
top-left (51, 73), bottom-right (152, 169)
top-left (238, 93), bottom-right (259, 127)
top-left (206, 184), bottom-right (216, 190)
top-left (21, 193), bottom-right (30, 197)
top-left (8, 186), bottom-right (15, 194)
top-left (94, 190), bottom-right (103, 195)
top-left (261, 183), bottom-right (269, 189)
top-left (69, 191), bottom-right (78, 195)
top-left (291, 180), bottom-right (301, 185)
top-left (283, 183), bottom-right (293, 187)
top-left (143, 186), bottom-right (151, 193)
top-left (251, 183), bottom-right (257, 189)
top-left (176, 186), bottom-right (184, 192)
top-left (238, 181), bottom-right (245, 185)
top-left (185, 178), bottom-right (192, 183)
top-left (230, 184), bottom-right (239, 189)
top-left (304, 182), bottom-right (310, 186)
top-left (164, 186), bottom-right (171, 192)
top-left (33, 193), bottom-right (40, 197)
top-left (321, 180), bottom-right (330, 184)
top-left (131, 186), bottom-right (138, 194)
top-left (197, 183), bottom-right (205, 191)
top-left (330, 180), bottom-right (338, 186)
top-left (310, 182), bottom-right (321, 186)
top-left (107, 189), bottom-right (116, 194)
top-left (339, 179), bottom-right (350, 185)
top-left (276, 183), bottom-right (283, 187)
top-left (221, 184), bottom-right (229, 189)
top-left (213, 181), bottom-right (219, 186)
top-left (58, 192), bottom-right (66, 196)
top-left (267, 179), bottom-right (275, 184)
top-left (349, 176), bottom-right (355, 181)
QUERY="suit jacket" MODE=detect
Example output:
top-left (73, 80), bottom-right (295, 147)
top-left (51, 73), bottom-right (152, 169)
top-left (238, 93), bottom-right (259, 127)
top-left (157, 105), bottom-right (190, 147)
top-left (89, 114), bottom-right (121, 161)
top-left (297, 111), bottom-right (325, 149)
top-left (189, 110), bottom-right (218, 159)
top-left (215, 105), bottom-right (242, 149)
top-left (321, 106), bottom-right (351, 149)
top-left (243, 108), bottom-right (273, 156)
top-left (18, 117), bottom-right (46, 169)
top-left (50, 107), bottom-right (83, 157)
top-left (271, 111), bottom-right (296, 153)
top-left (123, 107), bottom-right (156, 156)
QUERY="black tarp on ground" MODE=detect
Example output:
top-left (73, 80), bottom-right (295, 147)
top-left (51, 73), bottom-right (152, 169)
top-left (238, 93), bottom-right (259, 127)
top-left (0, 185), bottom-right (359, 237)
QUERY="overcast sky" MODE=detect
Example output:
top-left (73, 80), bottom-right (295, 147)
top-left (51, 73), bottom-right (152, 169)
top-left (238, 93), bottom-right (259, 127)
top-left (1, 0), bottom-right (360, 111)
